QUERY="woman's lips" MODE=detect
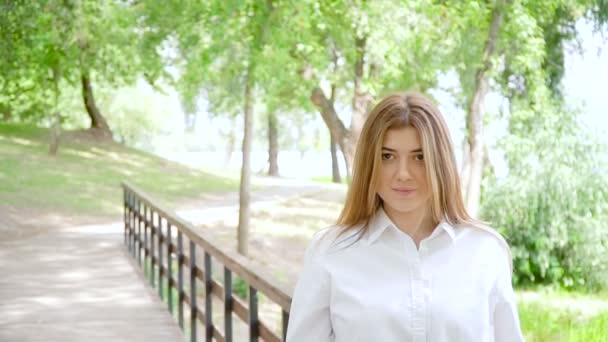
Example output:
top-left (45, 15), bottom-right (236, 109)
top-left (393, 188), bottom-right (416, 196)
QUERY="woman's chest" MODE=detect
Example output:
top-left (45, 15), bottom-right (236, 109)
top-left (326, 246), bottom-right (495, 340)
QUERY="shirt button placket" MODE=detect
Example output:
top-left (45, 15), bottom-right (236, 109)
top-left (411, 255), bottom-right (426, 342)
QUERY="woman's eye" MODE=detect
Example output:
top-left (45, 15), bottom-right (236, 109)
top-left (414, 154), bottom-right (424, 161)
top-left (382, 153), bottom-right (393, 160)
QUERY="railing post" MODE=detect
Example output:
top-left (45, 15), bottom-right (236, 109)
top-left (167, 223), bottom-right (173, 314)
top-left (123, 189), bottom-right (127, 246)
top-left (249, 286), bottom-right (259, 342)
top-left (158, 215), bottom-right (163, 299)
top-left (148, 208), bottom-right (156, 288)
top-left (149, 209), bottom-right (155, 287)
top-left (125, 191), bottom-right (131, 253)
top-left (224, 267), bottom-right (233, 342)
top-left (144, 205), bottom-right (149, 274)
top-left (282, 310), bottom-right (290, 342)
top-left (190, 240), bottom-right (197, 342)
top-left (128, 192), bottom-right (134, 255)
top-left (132, 195), bottom-right (137, 259)
top-left (178, 231), bottom-right (184, 330)
top-left (137, 200), bottom-right (142, 267)
top-left (205, 252), bottom-right (213, 342)
top-left (129, 193), bottom-right (135, 257)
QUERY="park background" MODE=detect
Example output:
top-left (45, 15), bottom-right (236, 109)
top-left (2, 0), bottom-right (608, 341)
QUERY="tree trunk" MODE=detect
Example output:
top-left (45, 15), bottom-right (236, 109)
top-left (224, 116), bottom-right (236, 169)
top-left (0, 104), bottom-right (12, 121)
top-left (462, 0), bottom-right (506, 217)
top-left (310, 87), bottom-right (355, 178)
top-left (81, 69), bottom-right (112, 138)
top-left (267, 111), bottom-right (279, 176)
top-left (351, 35), bottom-right (373, 143)
top-left (330, 135), bottom-right (341, 183)
top-left (329, 83), bottom-right (341, 183)
top-left (237, 0), bottom-right (274, 256)
top-left (49, 64), bottom-right (61, 156)
top-left (237, 68), bottom-right (254, 256)
top-left (49, 110), bottom-right (60, 156)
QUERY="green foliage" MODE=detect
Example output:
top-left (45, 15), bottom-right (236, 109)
top-left (294, 0), bottom-right (452, 96)
top-left (482, 101), bottom-right (608, 290)
top-left (233, 276), bottom-right (249, 300)
top-left (0, 0), bottom-right (166, 127)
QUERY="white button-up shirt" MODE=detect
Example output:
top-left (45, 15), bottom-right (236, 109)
top-left (287, 207), bottom-right (524, 342)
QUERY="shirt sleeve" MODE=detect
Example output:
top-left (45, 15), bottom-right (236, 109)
top-left (492, 245), bottom-right (524, 342)
top-left (286, 232), bottom-right (333, 342)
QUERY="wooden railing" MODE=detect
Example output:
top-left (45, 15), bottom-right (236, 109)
top-left (122, 182), bottom-right (292, 342)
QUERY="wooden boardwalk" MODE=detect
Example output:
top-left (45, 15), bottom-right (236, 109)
top-left (0, 221), bottom-right (183, 342)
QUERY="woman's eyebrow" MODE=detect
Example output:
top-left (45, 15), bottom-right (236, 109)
top-left (381, 147), bottom-right (397, 152)
top-left (381, 147), bottom-right (423, 153)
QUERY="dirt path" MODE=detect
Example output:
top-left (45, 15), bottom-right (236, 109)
top-left (0, 204), bottom-right (120, 242)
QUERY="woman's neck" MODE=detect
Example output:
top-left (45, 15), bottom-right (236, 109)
top-left (383, 204), bottom-right (436, 247)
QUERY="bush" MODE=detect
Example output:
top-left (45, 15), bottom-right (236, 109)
top-left (482, 163), bottom-right (608, 289)
top-left (481, 103), bottom-right (608, 290)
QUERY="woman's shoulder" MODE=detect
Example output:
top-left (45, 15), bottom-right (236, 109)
top-left (306, 222), bottom-right (367, 257)
top-left (455, 222), bottom-right (513, 271)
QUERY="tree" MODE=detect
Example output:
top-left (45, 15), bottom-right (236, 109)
top-left (145, 0), bottom-right (278, 255)
top-left (1, 0), bottom-right (161, 140)
top-left (1, 0), bottom-right (80, 154)
top-left (443, 0), bottom-right (604, 215)
top-left (475, 0), bottom-right (608, 288)
top-left (294, 0), bottom-right (453, 177)
top-left (236, 0), bottom-right (277, 255)
top-left (461, 0), bottom-right (508, 217)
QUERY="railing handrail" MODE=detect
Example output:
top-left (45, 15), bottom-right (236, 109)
top-left (122, 181), bottom-right (294, 341)
top-left (121, 181), bottom-right (293, 312)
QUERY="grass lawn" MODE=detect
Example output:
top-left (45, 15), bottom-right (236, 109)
top-left (518, 287), bottom-right (608, 341)
top-left (0, 123), bottom-right (239, 216)
top-left (520, 301), bottom-right (608, 341)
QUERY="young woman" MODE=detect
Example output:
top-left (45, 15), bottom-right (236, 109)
top-left (286, 92), bottom-right (524, 342)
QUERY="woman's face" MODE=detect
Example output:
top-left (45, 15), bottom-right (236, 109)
top-left (376, 126), bottom-right (431, 217)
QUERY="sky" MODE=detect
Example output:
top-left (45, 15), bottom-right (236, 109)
top-left (564, 20), bottom-right (608, 134)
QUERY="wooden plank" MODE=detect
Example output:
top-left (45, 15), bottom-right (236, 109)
top-left (0, 225), bottom-right (183, 342)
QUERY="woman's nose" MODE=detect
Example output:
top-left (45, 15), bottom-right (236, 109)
top-left (396, 160), bottom-right (412, 181)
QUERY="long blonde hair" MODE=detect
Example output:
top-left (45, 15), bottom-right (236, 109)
top-left (337, 91), bottom-right (480, 233)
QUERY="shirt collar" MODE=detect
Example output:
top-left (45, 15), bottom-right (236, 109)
top-left (365, 206), bottom-right (456, 245)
